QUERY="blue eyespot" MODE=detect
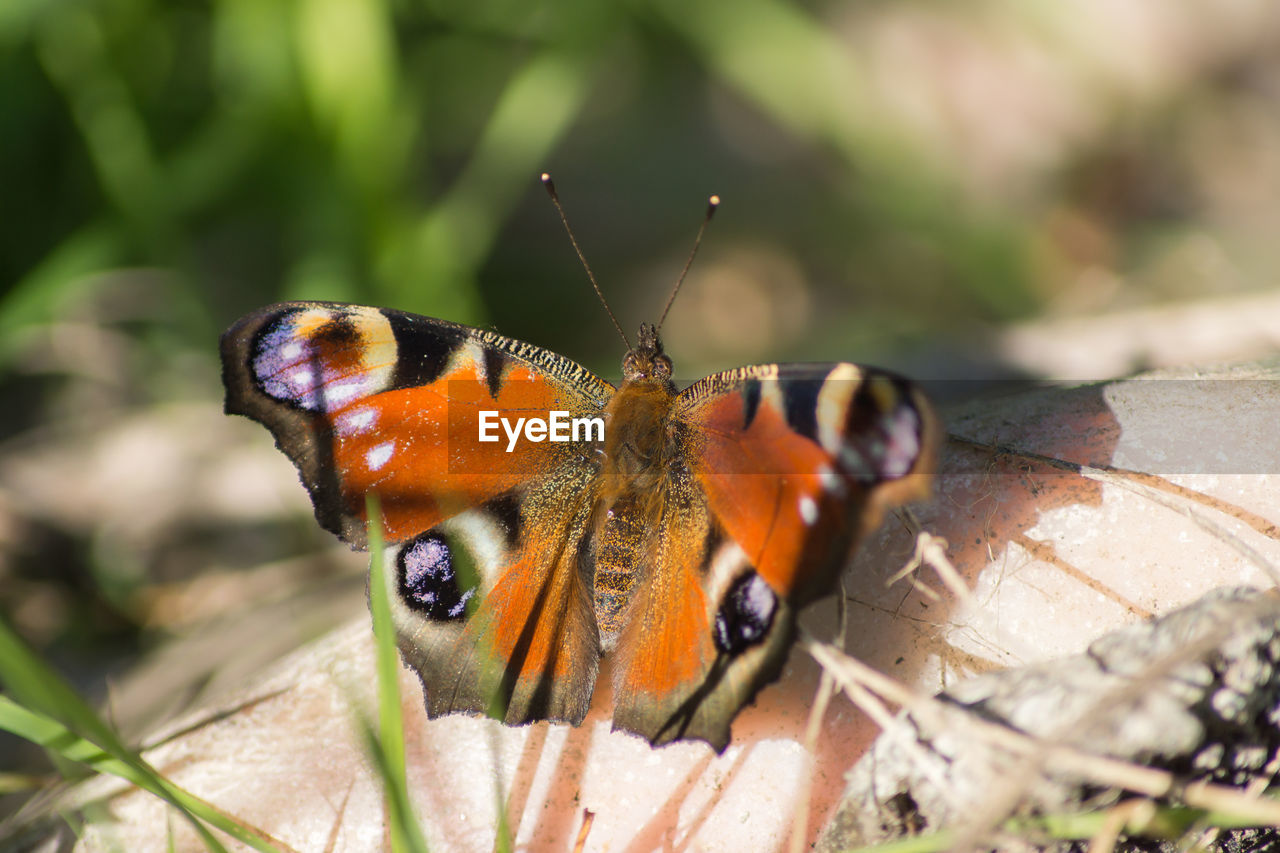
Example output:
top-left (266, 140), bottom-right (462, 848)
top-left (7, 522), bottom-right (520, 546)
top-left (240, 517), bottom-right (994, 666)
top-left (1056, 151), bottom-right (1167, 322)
top-left (712, 571), bottom-right (776, 655)
top-left (398, 532), bottom-right (476, 621)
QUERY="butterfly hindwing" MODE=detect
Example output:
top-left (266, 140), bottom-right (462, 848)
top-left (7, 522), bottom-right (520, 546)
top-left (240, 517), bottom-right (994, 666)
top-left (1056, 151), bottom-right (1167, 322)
top-left (607, 472), bottom-right (797, 750)
top-left (384, 474), bottom-right (601, 726)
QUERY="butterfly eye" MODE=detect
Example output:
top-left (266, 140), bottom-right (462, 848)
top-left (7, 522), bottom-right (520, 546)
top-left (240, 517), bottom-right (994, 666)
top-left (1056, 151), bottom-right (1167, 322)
top-left (397, 531), bottom-right (477, 621)
top-left (712, 571), bottom-right (777, 655)
top-left (623, 351), bottom-right (646, 379)
top-left (654, 354), bottom-right (673, 378)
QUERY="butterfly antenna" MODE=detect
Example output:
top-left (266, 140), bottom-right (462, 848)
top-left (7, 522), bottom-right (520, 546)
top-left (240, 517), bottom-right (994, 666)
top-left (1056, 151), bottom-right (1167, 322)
top-left (542, 173), bottom-right (631, 350)
top-left (657, 194), bottom-right (719, 332)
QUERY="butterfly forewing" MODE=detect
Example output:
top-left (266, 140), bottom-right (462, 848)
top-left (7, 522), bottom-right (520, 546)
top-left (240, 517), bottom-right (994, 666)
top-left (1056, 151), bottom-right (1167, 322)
top-left (681, 363), bottom-right (936, 602)
top-left (221, 302), bottom-right (614, 545)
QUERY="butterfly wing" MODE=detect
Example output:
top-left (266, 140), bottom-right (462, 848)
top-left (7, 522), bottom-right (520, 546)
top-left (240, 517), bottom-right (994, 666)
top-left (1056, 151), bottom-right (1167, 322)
top-left (221, 301), bottom-right (613, 545)
top-left (609, 363), bottom-right (938, 749)
top-left (383, 461), bottom-right (603, 725)
top-left (221, 301), bottom-right (612, 725)
top-left (682, 363), bottom-right (938, 604)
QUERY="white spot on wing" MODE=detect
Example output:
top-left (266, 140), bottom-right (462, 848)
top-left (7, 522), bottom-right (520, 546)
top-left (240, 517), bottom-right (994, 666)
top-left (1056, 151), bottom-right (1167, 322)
top-left (798, 495), bottom-right (819, 526)
top-left (281, 341), bottom-right (303, 360)
top-left (324, 378), bottom-right (371, 408)
top-left (367, 441), bottom-right (394, 471)
top-left (336, 406), bottom-right (378, 437)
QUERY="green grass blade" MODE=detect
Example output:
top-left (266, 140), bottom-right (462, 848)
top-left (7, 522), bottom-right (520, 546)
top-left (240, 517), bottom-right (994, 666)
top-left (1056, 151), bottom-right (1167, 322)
top-left (0, 695), bottom-right (287, 851)
top-left (0, 222), bottom-right (122, 369)
top-left (0, 771), bottom-right (49, 795)
top-left (0, 616), bottom-right (151, 773)
top-left (0, 619), bottom-right (293, 853)
top-left (366, 493), bottom-right (430, 853)
top-left (358, 719), bottom-right (429, 853)
top-left (838, 831), bottom-right (957, 853)
top-left (489, 724), bottom-right (513, 853)
top-left (381, 47), bottom-right (594, 316)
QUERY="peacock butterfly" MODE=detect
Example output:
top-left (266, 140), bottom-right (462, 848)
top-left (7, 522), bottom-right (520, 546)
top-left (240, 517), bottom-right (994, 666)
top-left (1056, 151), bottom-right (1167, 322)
top-left (219, 180), bottom-right (938, 751)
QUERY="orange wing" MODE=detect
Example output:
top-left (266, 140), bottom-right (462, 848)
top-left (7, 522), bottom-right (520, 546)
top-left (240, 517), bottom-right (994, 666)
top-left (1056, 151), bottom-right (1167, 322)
top-left (221, 301), bottom-right (613, 545)
top-left (607, 363), bottom-right (937, 749)
top-left (683, 363), bottom-right (937, 604)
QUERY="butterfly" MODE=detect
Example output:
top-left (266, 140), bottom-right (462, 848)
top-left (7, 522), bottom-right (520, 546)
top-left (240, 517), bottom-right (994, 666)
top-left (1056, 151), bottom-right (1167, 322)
top-left (219, 188), bottom-right (938, 751)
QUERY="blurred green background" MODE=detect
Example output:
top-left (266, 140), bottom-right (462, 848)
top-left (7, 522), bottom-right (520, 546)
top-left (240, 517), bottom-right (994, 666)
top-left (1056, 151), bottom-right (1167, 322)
top-left (2, 0), bottom-right (1280, 799)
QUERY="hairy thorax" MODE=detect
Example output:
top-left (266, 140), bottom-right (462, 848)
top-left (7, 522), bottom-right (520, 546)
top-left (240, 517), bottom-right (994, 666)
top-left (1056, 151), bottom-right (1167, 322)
top-left (601, 379), bottom-right (677, 488)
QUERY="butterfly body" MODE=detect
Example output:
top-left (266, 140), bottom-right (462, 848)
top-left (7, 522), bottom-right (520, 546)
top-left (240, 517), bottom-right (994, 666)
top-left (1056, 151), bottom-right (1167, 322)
top-left (222, 301), bottom-right (937, 750)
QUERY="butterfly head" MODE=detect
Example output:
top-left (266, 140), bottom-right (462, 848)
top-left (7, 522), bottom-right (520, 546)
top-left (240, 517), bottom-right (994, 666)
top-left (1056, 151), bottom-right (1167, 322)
top-left (622, 323), bottom-right (674, 385)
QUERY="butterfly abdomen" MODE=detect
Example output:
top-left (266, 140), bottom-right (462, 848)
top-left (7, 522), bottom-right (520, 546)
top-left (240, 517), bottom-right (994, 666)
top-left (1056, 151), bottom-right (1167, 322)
top-left (589, 494), bottom-right (647, 650)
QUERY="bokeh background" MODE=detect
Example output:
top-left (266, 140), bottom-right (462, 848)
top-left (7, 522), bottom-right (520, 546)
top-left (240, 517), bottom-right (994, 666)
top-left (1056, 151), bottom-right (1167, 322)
top-left (3, 0), bottom-right (1280, 815)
